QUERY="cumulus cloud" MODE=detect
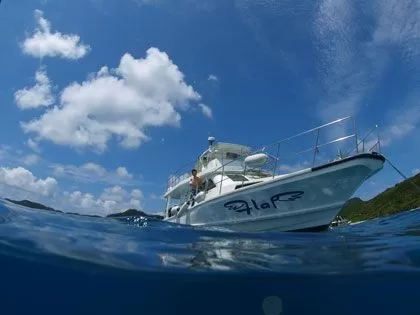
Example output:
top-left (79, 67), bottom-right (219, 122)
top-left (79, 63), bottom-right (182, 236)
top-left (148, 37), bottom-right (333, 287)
top-left (21, 47), bottom-right (209, 152)
top-left (116, 166), bottom-right (133, 179)
top-left (21, 9), bottom-right (90, 60)
top-left (0, 163), bottom-right (144, 216)
top-left (131, 188), bottom-right (143, 199)
top-left (66, 185), bottom-right (144, 216)
top-left (51, 162), bottom-right (135, 185)
top-left (0, 166), bottom-right (58, 197)
top-left (80, 162), bottom-right (107, 176)
top-left (0, 162), bottom-right (144, 216)
top-left (14, 68), bottom-right (54, 109)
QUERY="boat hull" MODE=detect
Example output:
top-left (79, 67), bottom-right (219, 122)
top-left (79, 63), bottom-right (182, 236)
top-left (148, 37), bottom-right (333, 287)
top-left (165, 153), bottom-right (385, 232)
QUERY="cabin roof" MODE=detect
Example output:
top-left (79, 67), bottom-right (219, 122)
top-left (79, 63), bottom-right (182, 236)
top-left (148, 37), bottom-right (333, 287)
top-left (199, 142), bottom-right (251, 158)
top-left (164, 141), bottom-right (252, 199)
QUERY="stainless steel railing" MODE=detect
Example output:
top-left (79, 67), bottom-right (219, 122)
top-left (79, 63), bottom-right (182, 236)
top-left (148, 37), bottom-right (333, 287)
top-left (166, 116), bottom-right (381, 195)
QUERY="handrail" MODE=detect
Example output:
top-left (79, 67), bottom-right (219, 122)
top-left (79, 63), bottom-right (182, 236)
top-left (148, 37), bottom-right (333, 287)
top-left (345, 124), bottom-right (379, 156)
top-left (165, 115), bottom-right (381, 193)
top-left (256, 116), bottom-right (352, 151)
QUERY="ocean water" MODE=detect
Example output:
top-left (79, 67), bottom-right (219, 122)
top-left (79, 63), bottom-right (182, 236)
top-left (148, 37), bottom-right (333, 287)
top-left (1, 199), bottom-right (420, 315)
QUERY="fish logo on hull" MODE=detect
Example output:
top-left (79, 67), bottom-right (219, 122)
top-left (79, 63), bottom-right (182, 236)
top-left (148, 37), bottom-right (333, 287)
top-left (223, 191), bottom-right (304, 215)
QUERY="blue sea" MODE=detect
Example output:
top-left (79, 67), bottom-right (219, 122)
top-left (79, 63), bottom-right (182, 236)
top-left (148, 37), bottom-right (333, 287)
top-left (1, 198), bottom-right (420, 315)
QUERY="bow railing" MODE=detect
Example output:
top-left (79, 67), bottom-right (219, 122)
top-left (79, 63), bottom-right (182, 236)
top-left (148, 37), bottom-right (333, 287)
top-left (165, 116), bottom-right (381, 194)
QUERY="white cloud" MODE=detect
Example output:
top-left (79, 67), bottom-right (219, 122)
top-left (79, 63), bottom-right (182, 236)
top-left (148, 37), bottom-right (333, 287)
top-left (0, 146), bottom-right (45, 169)
top-left (371, 1), bottom-right (420, 53)
top-left (387, 106), bottom-right (420, 139)
top-left (27, 138), bottom-right (41, 153)
top-left (131, 188), bottom-right (143, 199)
top-left (0, 166), bottom-right (58, 197)
top-left (412, 168), bottom-right (420, 176)
top-left (80, 162), bottom-right (107, 176)
top-left (313, 0), bottom-right (368, 122)
top-left (21, 47), bottom-right (207, 152)
top-left (0, 155), bottom-right (144, 216)
top-left (277, 161), bottom-right (310, 173)
top-left (14, 68), bottom-right (54, 109)
top-left (208, 74), bottom-right (219, 82)
top-left (116, 166), bottom-right (133, 179)
top-left (66, 185), bottom-right (144, 216)
top-left (51, 162), bottom-right (135, 185)
top-left (0, 166), bottom-right (144, 216)
top-left (23, 154), bottom-right (40, 166)
top-left (312, 0), bottom-right (420, 141)
top-left (351, 104), bottom-right (420, 153)
top-left (198, 103), bottom-right (213, 119)
top-left (67, 191), bottom-right (97, 209)
top-left (149, 193), bottom-right (161, 200)
top-left (371, 101), bottom-right (420, 148)
top-left (100, 185), bottom-right (127, 203)
top-left (234, 0), bottom-right (419, 149)
top-left (21, 9), bottom-right (90, 60)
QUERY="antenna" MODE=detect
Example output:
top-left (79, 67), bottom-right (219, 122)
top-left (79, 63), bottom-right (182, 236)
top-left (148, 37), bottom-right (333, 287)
top-left (208, 136), bottom-right (215, 147)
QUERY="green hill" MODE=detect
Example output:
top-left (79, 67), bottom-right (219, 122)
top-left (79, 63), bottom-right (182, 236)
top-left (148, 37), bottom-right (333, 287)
top-left (339, 172), bottom-right (420, 222)
top-left (4, 198), bottom-right (62, 213)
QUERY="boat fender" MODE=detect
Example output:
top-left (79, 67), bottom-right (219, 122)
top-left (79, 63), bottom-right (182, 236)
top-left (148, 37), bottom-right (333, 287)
top-left (194, 191), bottom-right (205, 203)
top-left (168, 205), bottom-right (179, 217)
top-left (244, 153), bottom-right (268, 167)
top-left (177, 202), bottom-right (189, 217)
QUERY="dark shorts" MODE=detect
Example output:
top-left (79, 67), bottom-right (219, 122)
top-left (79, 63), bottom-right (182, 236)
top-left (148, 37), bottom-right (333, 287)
top-left (190, 187), bottom-right (199, 196)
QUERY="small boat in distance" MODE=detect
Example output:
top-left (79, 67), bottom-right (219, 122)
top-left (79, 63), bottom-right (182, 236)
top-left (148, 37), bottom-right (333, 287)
top-left (329, 215), bottom-right (350, 228)
top-left (162, 116), bottom-right (385, 232)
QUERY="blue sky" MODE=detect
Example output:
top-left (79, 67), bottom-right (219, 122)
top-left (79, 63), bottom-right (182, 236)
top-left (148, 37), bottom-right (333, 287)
top-left (0, 0), bottom-right (419, 216)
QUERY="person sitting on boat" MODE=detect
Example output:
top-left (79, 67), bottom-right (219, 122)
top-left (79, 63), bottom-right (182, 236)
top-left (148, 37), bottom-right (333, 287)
top-left (189, 168), bottom-right (203, 196)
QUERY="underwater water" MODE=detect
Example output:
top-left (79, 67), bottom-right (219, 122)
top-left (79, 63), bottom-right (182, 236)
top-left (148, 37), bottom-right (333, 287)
top-left (0, 198), bottom-right (420, 315)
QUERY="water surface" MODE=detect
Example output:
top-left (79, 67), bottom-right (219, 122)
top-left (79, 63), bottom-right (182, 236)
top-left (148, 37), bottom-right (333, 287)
top-left (1, 199), bottom-right (419, 315)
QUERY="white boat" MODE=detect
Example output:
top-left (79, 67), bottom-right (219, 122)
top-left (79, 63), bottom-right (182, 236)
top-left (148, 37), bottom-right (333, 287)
top-left (329, 215), bottom-right (350, 227)
top-left (162, 116), bottom-right (385, 232)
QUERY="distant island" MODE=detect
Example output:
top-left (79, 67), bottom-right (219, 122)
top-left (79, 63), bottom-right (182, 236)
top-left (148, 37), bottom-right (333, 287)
top-left (338, 172), bottom-right (420, 222)
top-left (106, 208), bottom-right (164, 220)
top-left (4, 198), bottom-right (61, 213)
top-left (3, 198), bottom-right (164, 220)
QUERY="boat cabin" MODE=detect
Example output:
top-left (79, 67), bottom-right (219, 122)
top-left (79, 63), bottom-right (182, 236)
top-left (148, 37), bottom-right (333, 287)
top-left (163, 137), bottom-right (271, 218)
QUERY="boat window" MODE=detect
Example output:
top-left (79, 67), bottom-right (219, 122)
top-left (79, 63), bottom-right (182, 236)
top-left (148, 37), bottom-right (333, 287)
top-left (235, 181), bottom-right (262, 189)
top-left (201, 155), bottom-right (208, 166)
top-left (227, 174), bottom-right (248, 182)
top-left (204, 179), bottom-right (216, 191)
top-left (226, 152), bottom-right (239, 159)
